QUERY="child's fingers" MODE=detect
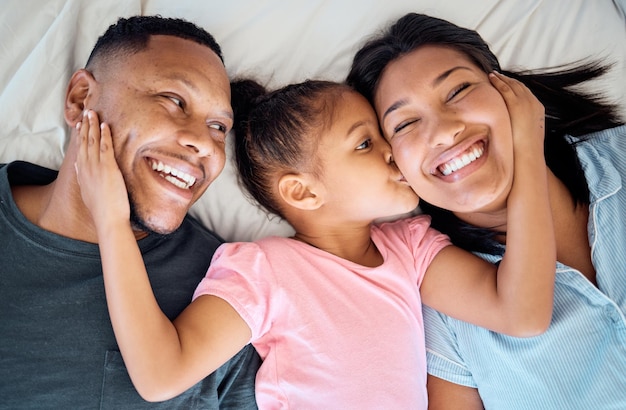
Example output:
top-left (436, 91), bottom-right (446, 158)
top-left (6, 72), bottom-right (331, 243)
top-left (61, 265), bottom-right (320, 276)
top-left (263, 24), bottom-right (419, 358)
top-left (99, 121), bottom-right (114, 163)
top-left (86, 110), bottom-right (102, 162)
top-left (490, 71), bottom-right (544, 116)
top-left (489, 71), bottom-right (525, 98)
top-left (75, 109), bottom-right (109, 180)
top-left (75, 111), bottom-right (90, 178)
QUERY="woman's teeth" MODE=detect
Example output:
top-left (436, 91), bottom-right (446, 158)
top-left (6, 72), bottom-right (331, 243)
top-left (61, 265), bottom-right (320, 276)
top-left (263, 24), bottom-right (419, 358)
top-left (439, 145), bottom-right (484, 176)
top-left (150, 160), bottom-right (196, 189)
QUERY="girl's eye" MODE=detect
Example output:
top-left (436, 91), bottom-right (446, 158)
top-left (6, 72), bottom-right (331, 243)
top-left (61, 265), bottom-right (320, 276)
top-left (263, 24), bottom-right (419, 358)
top-left (447, 83), bottom-right (471, 101)
top-left (356, 138), bottom-right (372, 150)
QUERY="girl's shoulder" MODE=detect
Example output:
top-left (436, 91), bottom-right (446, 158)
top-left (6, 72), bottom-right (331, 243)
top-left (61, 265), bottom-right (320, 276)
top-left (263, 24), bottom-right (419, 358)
top-left (212, 236), bottom-right (314, 267)
top-left (374, 213), bottom-right (432, 233)
top-left (374, 213), bottom-right (449, 246)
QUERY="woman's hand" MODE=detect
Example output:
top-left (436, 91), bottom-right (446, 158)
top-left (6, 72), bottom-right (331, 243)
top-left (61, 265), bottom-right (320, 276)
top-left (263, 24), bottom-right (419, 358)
top-left (74, 109), bottom-right (130, 229)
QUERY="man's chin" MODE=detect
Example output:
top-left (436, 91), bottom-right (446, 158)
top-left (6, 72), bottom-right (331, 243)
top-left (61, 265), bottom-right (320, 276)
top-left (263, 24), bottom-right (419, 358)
top-left (130, 212), bottom-right (181, 238)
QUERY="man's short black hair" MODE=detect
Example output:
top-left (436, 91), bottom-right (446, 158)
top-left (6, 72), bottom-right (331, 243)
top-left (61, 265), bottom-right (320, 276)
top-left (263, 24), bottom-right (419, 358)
top-left (85, 15), bottom-right (223, 69)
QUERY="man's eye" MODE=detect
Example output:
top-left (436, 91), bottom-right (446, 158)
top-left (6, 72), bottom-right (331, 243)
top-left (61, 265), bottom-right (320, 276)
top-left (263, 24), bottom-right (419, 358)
top-left (168, 96), bottom-right (184, 108)
top-left (208, 123), bottom-right (227, 133)
top-left (356, 138), bottom-right (372, 150)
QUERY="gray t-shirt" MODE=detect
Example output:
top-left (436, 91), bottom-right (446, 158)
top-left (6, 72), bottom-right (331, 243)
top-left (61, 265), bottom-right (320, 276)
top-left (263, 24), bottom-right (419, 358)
top-left (0, 161), bottom-right (260, 409)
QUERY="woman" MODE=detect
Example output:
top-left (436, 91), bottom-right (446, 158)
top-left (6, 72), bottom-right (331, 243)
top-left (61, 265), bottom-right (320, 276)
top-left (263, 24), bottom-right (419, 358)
top-left (347, 12), bottom-right (626, 409)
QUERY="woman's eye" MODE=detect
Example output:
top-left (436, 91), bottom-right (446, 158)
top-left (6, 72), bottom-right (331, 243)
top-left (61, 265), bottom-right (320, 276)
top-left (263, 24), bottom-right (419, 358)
top-left (394, 119), bottom-right (419, 134)
top-left (447, 83), bottom-right (470, 101)
top-left (356, 138), bottom-right (372, 150)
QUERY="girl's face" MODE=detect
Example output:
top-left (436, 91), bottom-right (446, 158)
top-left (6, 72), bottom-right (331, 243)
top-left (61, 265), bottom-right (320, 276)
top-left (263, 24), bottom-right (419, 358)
top-left (315, 90), bottom-right (419, 223)
top-left (374, 45), bottom-right (514, 215)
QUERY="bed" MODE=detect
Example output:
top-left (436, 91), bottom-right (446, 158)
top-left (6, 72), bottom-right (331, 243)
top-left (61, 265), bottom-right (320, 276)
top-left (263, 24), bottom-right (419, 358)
top-left (2, 0), bottom-right (625, 242)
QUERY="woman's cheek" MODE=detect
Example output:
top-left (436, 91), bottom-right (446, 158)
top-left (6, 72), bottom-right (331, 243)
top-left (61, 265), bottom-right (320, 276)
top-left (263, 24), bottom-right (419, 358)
top-left (392, 144), bottom-right (422, 183)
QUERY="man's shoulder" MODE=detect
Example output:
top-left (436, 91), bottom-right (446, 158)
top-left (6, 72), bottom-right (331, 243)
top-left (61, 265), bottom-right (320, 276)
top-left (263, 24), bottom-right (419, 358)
top-left (179, 213), bottom-right (224, 245)
top-left (2, 160), bottom-right (58, 186)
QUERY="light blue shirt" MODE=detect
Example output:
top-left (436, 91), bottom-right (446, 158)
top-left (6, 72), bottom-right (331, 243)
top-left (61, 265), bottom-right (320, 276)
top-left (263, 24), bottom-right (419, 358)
top-left (423, 125), bottom-right (626, 409)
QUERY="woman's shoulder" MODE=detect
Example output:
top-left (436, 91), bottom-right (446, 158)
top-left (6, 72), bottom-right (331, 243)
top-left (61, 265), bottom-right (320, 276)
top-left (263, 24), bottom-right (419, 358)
top-left (570, 124), bottom-right (626, 145)
top-left (573, 124), bottom-right (626, 162)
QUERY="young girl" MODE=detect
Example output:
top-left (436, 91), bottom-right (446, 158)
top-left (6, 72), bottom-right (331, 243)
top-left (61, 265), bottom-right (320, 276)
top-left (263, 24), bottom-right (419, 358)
top-left (75, 72), bottom-right (554, 408)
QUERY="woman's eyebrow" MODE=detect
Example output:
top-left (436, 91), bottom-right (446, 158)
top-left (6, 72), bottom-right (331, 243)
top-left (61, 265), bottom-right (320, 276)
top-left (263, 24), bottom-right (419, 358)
top-left (432, 66), bottom-right (470, 87)
top-left (381, 99), bottom-right (407, 124)
top-left (381, 66), bottom-right (472, 123)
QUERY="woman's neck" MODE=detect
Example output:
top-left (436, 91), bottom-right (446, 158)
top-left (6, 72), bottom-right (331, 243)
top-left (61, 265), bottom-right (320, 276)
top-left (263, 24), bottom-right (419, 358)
top-left (547, 173), bottom-right (596, 283)
top-left (454, 169), bottom-right (595, 282)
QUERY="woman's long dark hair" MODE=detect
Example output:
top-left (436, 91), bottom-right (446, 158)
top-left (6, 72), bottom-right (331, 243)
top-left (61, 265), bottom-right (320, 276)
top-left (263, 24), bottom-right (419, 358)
top-left (347, 13), bottom-right (623, 254)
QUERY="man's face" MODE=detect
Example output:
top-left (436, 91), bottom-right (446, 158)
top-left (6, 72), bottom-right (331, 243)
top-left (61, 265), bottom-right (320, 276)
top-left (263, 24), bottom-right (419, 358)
top-left (89, 35), bottom-right (232, 235)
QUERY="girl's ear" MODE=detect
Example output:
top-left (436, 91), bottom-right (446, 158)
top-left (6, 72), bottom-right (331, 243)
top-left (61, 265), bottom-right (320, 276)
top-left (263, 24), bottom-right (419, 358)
top-left (64, 69), bottom-right (96, 127)
top-left (278, 173), bottom-right (324, 210)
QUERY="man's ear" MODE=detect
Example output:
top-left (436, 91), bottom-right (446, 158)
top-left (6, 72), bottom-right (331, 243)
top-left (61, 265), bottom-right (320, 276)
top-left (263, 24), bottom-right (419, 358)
top-left (278, 173), bottom-right (323, 210)
top-left (64, 69), bottom-right (95, 127)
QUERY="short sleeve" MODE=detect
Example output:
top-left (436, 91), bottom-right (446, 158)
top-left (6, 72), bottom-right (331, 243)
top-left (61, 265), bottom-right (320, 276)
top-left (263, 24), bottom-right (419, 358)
top-left (193, 242), bottom-right (277, 340)
top-left (423, 304), bottom-right (477, 388)
top-left (406, 215), bottom-right (452, 285)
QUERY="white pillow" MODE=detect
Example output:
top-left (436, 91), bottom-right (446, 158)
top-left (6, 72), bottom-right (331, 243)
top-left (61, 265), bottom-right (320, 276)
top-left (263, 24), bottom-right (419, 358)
top-left (1, 0), bottom-right (625, 241)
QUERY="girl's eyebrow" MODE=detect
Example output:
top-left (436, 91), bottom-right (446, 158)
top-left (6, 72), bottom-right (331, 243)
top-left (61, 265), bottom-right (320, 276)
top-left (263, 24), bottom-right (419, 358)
top-left (381, 66), bottom-right (471, 123)
top-left (347, 120), bottom-right (367, 136)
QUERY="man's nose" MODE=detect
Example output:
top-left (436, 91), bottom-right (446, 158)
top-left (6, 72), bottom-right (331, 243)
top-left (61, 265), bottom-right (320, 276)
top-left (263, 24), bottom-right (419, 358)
top-left (178, 124), bottom-right (221, 157)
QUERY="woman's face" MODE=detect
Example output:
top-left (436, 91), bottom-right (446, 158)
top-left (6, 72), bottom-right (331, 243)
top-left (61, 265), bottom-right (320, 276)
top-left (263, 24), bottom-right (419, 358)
top-left (374, 45), bottom-right (514, 215)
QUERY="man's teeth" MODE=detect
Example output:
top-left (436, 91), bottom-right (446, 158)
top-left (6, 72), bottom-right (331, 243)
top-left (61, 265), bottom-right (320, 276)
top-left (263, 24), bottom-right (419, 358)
top-left (439, 145), bottom-right (484, 176)
top-left (150, 160), bottom-right (196, 189)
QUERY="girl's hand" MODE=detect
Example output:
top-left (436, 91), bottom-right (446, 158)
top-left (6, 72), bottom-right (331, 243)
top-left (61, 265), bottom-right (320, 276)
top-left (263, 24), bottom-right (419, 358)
top-left (489, 71), bottom-right (545, 156)
top-left (74, 109), bottom-right (130, 228)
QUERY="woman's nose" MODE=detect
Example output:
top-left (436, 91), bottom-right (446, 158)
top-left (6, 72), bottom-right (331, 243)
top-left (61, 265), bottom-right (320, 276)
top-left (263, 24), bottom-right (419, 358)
top-left (427, 113), bottom-right (464, 147)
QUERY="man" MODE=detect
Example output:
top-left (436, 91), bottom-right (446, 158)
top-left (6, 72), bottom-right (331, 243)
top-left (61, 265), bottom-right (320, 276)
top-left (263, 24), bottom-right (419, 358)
top-left (0, 16), bottom-right (260, 409)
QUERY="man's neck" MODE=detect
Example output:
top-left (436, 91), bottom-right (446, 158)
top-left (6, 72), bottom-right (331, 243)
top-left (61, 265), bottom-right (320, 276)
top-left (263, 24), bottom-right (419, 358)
top-left (11, 161), bottom-right (103, 243)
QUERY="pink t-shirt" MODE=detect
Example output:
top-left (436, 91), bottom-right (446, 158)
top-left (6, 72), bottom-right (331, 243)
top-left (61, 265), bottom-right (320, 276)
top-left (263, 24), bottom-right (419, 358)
top-left (193, 215), bottom-right (450, 409)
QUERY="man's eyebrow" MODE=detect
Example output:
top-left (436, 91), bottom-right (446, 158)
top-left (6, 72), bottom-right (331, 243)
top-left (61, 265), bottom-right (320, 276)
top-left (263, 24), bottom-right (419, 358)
top-left (381, 66), bottom-right (471, 123)
top-left (166, 73), bottom-right (200, 93)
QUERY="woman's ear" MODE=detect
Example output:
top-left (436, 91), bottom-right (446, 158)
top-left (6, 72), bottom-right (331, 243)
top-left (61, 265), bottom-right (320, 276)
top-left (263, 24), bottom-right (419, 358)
top-left (64, 69), bottom-right (95, 127)
top-left (278, 173), bottom-right (323, 210)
